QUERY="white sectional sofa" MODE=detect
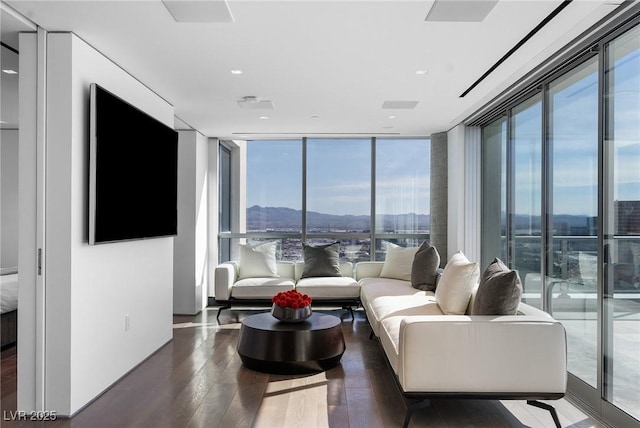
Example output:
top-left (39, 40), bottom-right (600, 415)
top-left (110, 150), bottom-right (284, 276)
top-left (214, 260), bottom-right (360, 320)
top-left (355, 260), bottom-right (568, 428)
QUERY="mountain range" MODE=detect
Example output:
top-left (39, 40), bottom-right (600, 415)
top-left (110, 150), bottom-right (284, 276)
top-left (246, 205), bottom-right (430, 231)
top-left (246, 205), bottom-right (593, 233)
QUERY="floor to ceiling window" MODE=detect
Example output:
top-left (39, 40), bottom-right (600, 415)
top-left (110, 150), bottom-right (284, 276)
top-left (245, 139), bottom-right (302, 260)
top-left (218, 144), bottom-right (232, 262)
top-left (481, 19), bottom-right (639, 425)
top-left (306, 138), bottom-right (371, 262)
top-left (511, 96), bottom-right (543, 308)
top-left (603, 23), bottom-right (640, 420)
top-left (375, 138), bottom-right (430, 260)
top-left (548, 56), bottom-right (600, 388)
top-left (219, 138), bottom-right (430, 263)
top-left (481, 117), bottom-right (507, 270)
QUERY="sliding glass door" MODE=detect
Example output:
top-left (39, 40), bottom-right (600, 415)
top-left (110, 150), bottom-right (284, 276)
top-left (547, 56), bottom-right (599, 388)
top-left (511, 96), bottom-right (543, 309)
top-left (603, 24), bottom-right (640, 420)
top-left (481, 21), bottom-right (640, 425)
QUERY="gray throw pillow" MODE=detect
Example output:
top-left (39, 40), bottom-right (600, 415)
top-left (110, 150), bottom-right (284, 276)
top-left (472, 257), bottom-right (522, 315)
top-left (301, 242), bottom-right (342, 278)
top-left (411, 241), bottom-right (440, 291)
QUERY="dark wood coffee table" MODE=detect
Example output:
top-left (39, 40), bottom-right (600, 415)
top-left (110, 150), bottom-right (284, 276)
top-left (237, 312), bottom-right (345, 374)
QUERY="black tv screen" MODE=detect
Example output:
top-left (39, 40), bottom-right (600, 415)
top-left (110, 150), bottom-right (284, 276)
top-left (89, 83), bottom-right (178, 245)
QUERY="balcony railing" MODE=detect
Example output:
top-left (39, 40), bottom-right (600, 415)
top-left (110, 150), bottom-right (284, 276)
top-left (218, 232), bottom-right (430, 263)
top-left (508, 235), bottom-right (640, 312)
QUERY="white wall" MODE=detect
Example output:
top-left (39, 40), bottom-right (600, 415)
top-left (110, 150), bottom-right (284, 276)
top-left (1, 129), bottom-right (19, 268)
top-left (39, 33), bottom-right (173, 415)
top-left (174, 130), bottom-right (209, 315)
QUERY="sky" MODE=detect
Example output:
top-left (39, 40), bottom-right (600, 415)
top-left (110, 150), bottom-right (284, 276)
top-left (508, 42), bottom-right (639, 217)
top-left (246, 138), bottom-right (430, 216)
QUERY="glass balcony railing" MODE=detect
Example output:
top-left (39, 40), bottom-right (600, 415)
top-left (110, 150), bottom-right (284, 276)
top-left (218, 232), bottom-right (430, 264)
top-left (516, 235), bottom-right (640, 306)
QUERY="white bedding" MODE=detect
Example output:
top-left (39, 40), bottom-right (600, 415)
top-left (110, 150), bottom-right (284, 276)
top-left (1, 273), bottom-right (18, 314)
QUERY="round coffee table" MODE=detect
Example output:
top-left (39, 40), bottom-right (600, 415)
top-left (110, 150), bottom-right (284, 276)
top-left (237, 312), bottom-right (345, 374)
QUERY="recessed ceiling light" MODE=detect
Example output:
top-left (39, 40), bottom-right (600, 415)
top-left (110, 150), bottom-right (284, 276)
top-left (231, 70), bottom-right (243, 75)
top-left (388, 115), bottom-right (397, 119)
top-left (2, 69), bottom-right (17, 75)
top-left (259, 116), bottom-right (269, 120)
top-left (311, 115), bottom-right (320, 119)
top-left (415, 70), bottom-right (428, 75)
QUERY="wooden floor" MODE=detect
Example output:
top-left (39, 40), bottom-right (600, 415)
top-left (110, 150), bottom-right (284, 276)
top-left (0, 308), bottom-right (605, 428)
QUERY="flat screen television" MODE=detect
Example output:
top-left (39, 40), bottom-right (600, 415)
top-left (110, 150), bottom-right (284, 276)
top-left (89, 83), bottom-right (178, 245)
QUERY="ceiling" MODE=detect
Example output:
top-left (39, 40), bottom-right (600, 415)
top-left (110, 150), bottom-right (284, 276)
top-left (0, 0), bottom-right (633, 138)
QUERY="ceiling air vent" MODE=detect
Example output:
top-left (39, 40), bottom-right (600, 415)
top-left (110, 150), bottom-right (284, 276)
top-left (163, 0), bottom-right (234, 23)
top-left (425, 0), bottom-right (498, 22)
top-left (237, 96), bottom-right (275, 110)
top-left (381, 100), bottom-right (419, 109)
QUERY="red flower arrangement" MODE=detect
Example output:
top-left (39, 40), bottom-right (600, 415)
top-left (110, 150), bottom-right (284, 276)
top-left (272, 290), bottom-right (312, 310)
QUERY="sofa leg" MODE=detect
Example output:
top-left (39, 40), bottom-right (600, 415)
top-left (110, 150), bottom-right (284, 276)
top-left (216, 304), bottom-right (231, 322)
top-left (369, 329), bottom-right (375, 340)
top-left (527, 400), bottom-right (561, 428)
top-left (403, 399), bottom-right (430, 428)
top-left (343, 305), bottom-right (355, 321)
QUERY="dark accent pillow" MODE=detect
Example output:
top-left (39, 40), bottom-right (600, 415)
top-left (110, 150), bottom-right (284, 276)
top-left (301, 242), bottom-right (342, 278)
top-left (472, 257), bottom-right (522, 315)
top-left (411, 241), bottom-right (440, 291)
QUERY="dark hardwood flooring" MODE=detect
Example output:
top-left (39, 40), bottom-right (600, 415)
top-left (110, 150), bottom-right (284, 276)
top-left (0, 308), bottom-right (604, 427)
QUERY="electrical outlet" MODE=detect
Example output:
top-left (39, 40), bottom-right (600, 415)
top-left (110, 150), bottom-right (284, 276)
top-left (124, 314), bottom-right (130, 331)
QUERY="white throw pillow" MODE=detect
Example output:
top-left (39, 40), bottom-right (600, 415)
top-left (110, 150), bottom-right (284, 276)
top-left (435, 251), bottom-right (480, 315)
top-left (238, 241), bottom-right (279, 279)
top-left (379, 243), bottom-right (419, 282)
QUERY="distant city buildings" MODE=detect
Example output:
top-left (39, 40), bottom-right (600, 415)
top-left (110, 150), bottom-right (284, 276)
top-left (616, 200), bottom-right (640, 235)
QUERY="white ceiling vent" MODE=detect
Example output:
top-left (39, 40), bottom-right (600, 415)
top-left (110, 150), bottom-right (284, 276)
top-left (425, 0), bottom-right (498, 22)
top-left (163, 0), bottom-right (234, 23)
top-left (382, 100), bottom-right (419, 109)
top-left (237, 96), bottom-right (275, 110)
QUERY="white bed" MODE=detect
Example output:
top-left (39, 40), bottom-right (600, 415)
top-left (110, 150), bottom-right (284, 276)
top-left (1, 268), bottom-right (18, 349)
top-left (1, 272), bottom-right (18, 314)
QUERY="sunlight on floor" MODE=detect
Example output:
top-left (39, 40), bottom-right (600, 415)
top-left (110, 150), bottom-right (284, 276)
top-left (172, 321), bottom-right (241, 330)
top-left (254, 372), bottom-right (330, 428)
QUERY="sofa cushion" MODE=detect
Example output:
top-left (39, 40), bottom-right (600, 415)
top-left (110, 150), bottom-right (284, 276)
top-left (411, 242), bottom-right (440, 291)
top-left (380, 243), bottom-right (418, 282)
top-left (295, 276), bottom-right (360, 299)
top-left (369, 294), bottom-right (440, 326)
top-left (435, 251), bottom-right (480, 315)
top-left (472, 257), bottom-right (522, 315)
top-left (359, 277), bottom-right (417, 309)
top-left (301, 242), bottom-right (342, 278)
top-left (237, 241), bottom-right (279, 280)
top-left (230, 277), bottom-right (295, 299)
top-left (359, 277), bottom-right (437, 336)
